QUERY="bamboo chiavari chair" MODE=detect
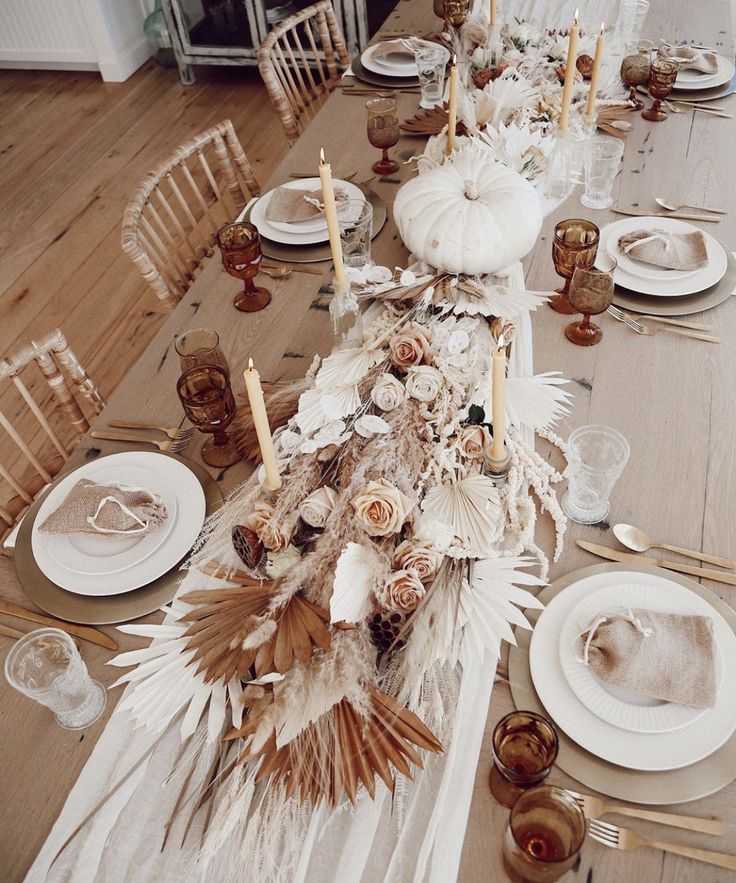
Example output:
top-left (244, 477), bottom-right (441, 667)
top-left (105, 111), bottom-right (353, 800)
top-left (258, 1), bottom-right (350, 146)
top-left (121, 119), bottom-right (261, 309)
top-left (0, 330), bottom-right (105, 544)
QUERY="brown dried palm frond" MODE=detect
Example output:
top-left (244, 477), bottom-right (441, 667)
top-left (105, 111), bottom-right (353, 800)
top-left (597, 104), bottom-right (635, 139)
top-left (230, 686), bottom-right (443, 807)
top-left (179, 582), bottom-right (275, 683)
top-left (234, 377), bottom-right (312, 462)
top-left (257, 594), bottom-right (331, 675)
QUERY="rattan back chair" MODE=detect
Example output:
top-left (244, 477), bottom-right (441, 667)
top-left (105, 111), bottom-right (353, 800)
top-left (121, 119), bottom-right (261, 309)
top-left (0, 329), bottom-right (105, 543)
top-left (258, 1), bottom-right (350, 146)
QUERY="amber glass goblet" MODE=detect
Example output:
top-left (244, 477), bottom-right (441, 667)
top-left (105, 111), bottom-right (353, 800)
top-left (175, 328), bottom-right (230, 376)
top-left (489, 711), bottom-right (559, 808)
top-left (502, 786), bottom-right (587, 883)
top-left (549, 219), bottom-right (600, 314)
top-left (565, 255), bottom-right (617, 346)
top-left (177, 365), bottom-right (240, 468)
top-left (366, 97), bottom-right (400, 175)
top-left (620, 52), bottom-right (650, 110)
top-left (216, 222), bottom-right (272, 312)
top-left (642, 56), bottom-right (679, 121)
top-left (441, 0), bottom-right (471, 28)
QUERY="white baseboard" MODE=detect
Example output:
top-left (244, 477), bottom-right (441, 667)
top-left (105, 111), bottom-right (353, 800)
top-left (0, 60), bottom-right (99, 72)
top-left (0, 35), bottom-right (151, 82)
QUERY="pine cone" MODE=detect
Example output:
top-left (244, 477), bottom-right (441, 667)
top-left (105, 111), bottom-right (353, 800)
top-left (368, 610), bottom-right (407, 655)
top-left (232, 525), bottom-right (265, 570)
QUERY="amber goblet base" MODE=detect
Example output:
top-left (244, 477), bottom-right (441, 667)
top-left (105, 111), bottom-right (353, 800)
top-left (234, 284), bottom-right (272, 312)
top-left (627, 85), bottom-right (645, 110)
top-left (642, 98), bottom-right (667, 122)
top-left (548, 289), bottom-right (578, 315)
top-left (201, 434), bottom-right (241, 468)
top-left (372, 149), bottom-right (400, 175)
top-left (565, 316), bottom-right (603, 346)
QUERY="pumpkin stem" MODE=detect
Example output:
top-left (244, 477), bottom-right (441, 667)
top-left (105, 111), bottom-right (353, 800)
top-left (463, 180), bottom-right (479, 201)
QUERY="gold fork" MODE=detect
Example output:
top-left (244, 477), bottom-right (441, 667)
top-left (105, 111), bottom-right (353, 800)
top-left (588, 819), bottom-right (736, 871)
top-left (91, 430), bottom-right (191, 454)
top-left (108, 421), bottom-right (195, 443)
top-left (567, 790), bottom-right (725, 836)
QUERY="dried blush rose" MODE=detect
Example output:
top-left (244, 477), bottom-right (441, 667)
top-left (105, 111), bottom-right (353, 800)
top-left (458, 424), bottom-right (491, 459)
top-left (351, 478), bottom-right (414, 537)
top-left (245, 501), bottom-right (274, 535)
top-left (299, 486), bottom-right (337, 528)
top-left (405, 365), bottom-right (442, 403)
top-left (389, 322), bottom-right (432, 370)
top-left (371, 373), bottom-right (407, 412)
top-left (393, 540), bottom-right (443, 583)
top-left (376, 569), bottom-right (426, 613)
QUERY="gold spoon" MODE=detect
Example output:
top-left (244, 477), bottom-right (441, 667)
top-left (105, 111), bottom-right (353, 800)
top-left (613, 523), bottom-right (736, 569)
top-left (655, 197), bottom-right (727, 214)
top-left (260, 263), bottom-right (324, 278)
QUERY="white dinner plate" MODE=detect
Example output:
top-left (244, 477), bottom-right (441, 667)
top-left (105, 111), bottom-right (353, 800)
top-left (529, 570), bottom-right (736, 771)
top-left (250, 178), bottom-right (366, 245)
top-left (673, 54), bottom-right (735, 91)
top-left (598, 216), bottom-right (727, 296)
top-left (559, 582), bottom-right (727, 734)
top-left (42, 463), bottom-right (178, 576)
top-left (361, 43), bottom-right (418, 78)
top-left (31, 452), bottom-right (206, 596)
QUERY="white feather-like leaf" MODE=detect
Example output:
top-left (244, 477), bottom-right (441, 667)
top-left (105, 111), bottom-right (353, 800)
top-left (315, 347), bottom-right (383, 389)
top-left (296, 385), bottom-right (361, 434)
top-left (506, 373), bottom-right (572, 431)
top-left (330, 542), bottom-right (382, 623)
top-left (443, 283), bottom-right (550, 318)
top-left (421, 475), bottom-right (503, 556)
top-left (207, 679), bottom-right (227, 743)
top-left (354, 414), bottom-right (391, 438)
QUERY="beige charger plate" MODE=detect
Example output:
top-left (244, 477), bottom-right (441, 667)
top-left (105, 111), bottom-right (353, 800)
top-left (613, 248), bottom-right (736, 316)
top-left (14, 455), bottom-right (222, 626)
top-left (350, 54), bottom-right (420, 88)
top-left (246, 188), bottom-right (387, 264)
top-left (509, 563), bottom-right (736, 804)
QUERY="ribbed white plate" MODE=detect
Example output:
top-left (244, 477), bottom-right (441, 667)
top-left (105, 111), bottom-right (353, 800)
top-left (674, 54), bottom-right (735, 90)
top-left (42, 462), bottom-right (178, 577)
top-left (250, 178), bottom-right (365, 245)
top-left (361, 43), bottom-right (418, 77)
top-left (559, 581), bottom-right (728, 733)
top-left (529, 570), bottom-right (736, 771)
top-left (598, 216), bottom-right (727, 296)
top-left (32, 453), bottom-right (205, 597)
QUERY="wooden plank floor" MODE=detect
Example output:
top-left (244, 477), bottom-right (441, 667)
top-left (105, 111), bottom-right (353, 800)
top-left (0, 61), bottom-right (286, 496)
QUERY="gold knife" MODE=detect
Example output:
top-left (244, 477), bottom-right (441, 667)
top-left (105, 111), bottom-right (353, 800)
top-left (577, 541), bottom-right (736, 587)
top-left (0, 599), bottom-right (118, 650)
top-left (611, 209), bottom-right (720, 223)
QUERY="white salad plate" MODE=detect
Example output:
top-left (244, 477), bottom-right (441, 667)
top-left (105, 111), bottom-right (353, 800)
top-left (361, 43), bottom-right (418, 77)
top-left (673, 54), bottom-right (735, 90)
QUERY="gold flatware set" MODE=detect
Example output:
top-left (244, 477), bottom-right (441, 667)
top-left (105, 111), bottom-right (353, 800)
top-left (607, 305), bottom-right (720, 343)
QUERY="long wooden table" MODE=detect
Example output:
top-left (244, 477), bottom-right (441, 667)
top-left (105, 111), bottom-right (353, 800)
top-left (3, 0), bottom-right (736, 880)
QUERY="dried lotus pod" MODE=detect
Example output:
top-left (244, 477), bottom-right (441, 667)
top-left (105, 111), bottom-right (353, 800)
top-left (576, 54), bottom-right (594, 79)
top-left (232, 525), bottom-right (265, 570)
top-left (368, 610), bottom-right (407, 655)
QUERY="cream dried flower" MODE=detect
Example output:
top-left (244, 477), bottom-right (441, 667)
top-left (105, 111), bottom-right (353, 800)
top-left (405, 365), bottom-right (442, 403)
top-left (458, 424), bottom-right (491, 459)
top-left (389, 322), bottom-right (432, 370)
top-left (376, 569), bottom-right (426, 613)
top-left (257, 514), bottom-right (293, 552)
top-left (245, 501), bottom-right (274, 535)
top-left (393, 540), bottom-right (443, 583)
top-left (299, 486), bottom-right (337, 528)
top-left (265, 544), bottom-right (302, 578)
top-left (371, 373), bottom-right (407, 412)
top-left (351, 478), bottom-right (414, 537)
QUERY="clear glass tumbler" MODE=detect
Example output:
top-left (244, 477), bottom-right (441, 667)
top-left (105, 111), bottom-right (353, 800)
top-left (627, 0), bottom-right (650, 52)
top-left (502, 786), bottom-right (587, 883)
top-left (338, 199), bottom-right (373, 269)
top-left (581, 136), bottom-right (624, 210)
top-left (489, 711), bottom-right (559, 808)
top-left (5, 628), bottom-right (106, 729)
top-left (415, 45), bottom-right (450, 109)
top-left (563, 424), bottom-right (630, 524)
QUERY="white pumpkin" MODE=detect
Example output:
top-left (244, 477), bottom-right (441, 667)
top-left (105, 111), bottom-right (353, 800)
top-left (393, 142), bottom-right (543, 275)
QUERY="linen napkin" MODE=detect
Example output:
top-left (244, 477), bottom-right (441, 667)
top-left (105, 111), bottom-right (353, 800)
top-left (371, 37), bottom-right (437, 64)
top-left (39, 479), bottom-right (167, 537)
top-left (618, 228), bottom-right (709, 271)
top-left (265, 186), bottom-right (347, 224)
top-left (661, 46), bottom-right (719, 75)
top-left (577, 607), bottom-right (717, 708)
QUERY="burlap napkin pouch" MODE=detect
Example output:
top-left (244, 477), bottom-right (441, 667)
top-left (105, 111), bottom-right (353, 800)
top-left (372, 37), bottom-right (437, 63)
top-left (39, 479), bottom-right (168, 537)
top-left (662, 46), bottom-right (719, 75)
top-left (577, 607), bottom-right (717, 708)
top-left (265, 186), bottom-right (347, 224)
top-left (618, 228), bottom-right (709, 271)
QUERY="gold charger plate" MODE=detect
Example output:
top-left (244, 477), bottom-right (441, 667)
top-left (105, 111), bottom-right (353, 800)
top-left (613, 247), bottom-right (736, 316)
top-left (350, 54), bottom-right (420, 88)
top-left (247, 188), bottom-right (387, 264)
top-left (509, 563), bottom-right (736, 805)
top-left (14, 454), bottom-right (222, 626)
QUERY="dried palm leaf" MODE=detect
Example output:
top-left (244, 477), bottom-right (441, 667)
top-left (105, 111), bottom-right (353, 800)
top-left (257, 595), bottom-right (331, 675)
top-left (597, 104), bottom-right (635, 140)
top-left (236, 686), bottom-right (443, 807)
top-left (400, 104), bottom-right (468, 137)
